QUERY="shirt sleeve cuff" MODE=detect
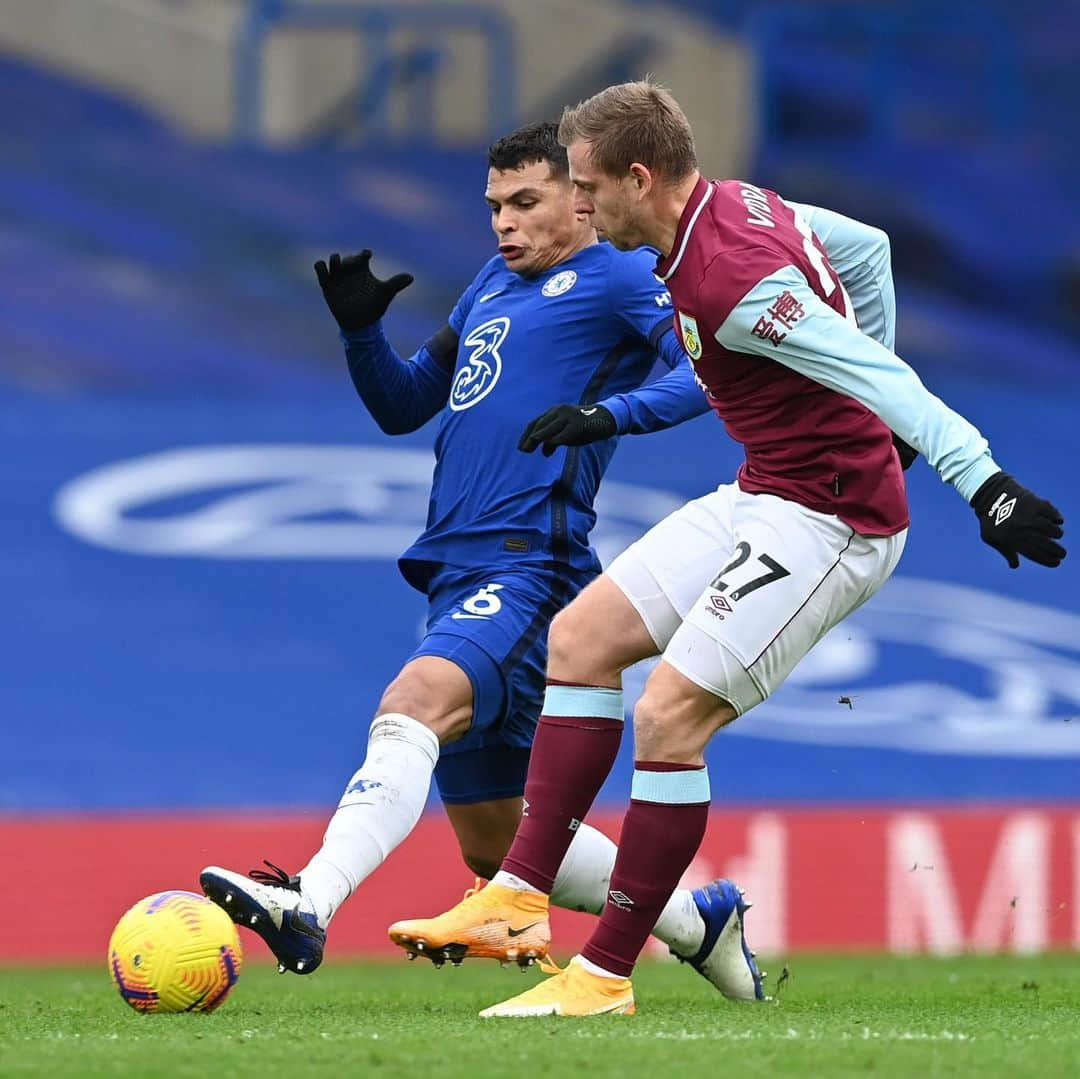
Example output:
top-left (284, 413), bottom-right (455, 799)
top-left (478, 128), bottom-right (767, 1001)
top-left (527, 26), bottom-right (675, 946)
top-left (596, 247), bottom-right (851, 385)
top-left (340, 322), bottom-right (385, 348)
top-left (598, 395), bottom-right (632, 435)
top-left (954, 455), bottom-right (1001, 503)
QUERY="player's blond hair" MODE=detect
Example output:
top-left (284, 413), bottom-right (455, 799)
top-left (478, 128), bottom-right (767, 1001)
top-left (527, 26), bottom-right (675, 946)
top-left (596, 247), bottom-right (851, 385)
top-left (558, 79), bottom-right (697, 182)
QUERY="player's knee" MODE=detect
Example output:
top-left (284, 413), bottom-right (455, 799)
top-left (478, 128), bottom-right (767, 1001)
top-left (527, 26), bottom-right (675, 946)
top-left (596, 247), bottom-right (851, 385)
top-left (546, 606), bottom-right (581, 672)
top-left (547, 603), bottom-right (615, 682)
top-left (377, 666), bottom-right (472, 743)
top-left (632, 682), bottom-right (735, 763)
top-left (631, 692), bottom-right (670, 757)
top-left (633, 701), bottom-right (699, 763)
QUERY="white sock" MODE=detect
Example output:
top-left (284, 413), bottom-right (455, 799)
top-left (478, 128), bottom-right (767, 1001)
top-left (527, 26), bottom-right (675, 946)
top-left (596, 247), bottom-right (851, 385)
top-left (575, 954), bottom-right (624, 979)
top-left (549, 822), bottom-right (614, 914)
top-left (299, 713), bottom-right (439, 927)
top-left (653, 888), bottom-right (707, 958)
top-left (549, 822), bottom-right (706, 956)
top-left (490, 870), bottom-right (546, 896)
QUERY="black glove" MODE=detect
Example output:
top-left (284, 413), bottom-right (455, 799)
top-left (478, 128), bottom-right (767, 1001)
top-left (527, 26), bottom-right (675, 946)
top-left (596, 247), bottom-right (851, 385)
top-left (518, 404), bottom-right (618, 456)
top-left (970, 471), bottom-right (1066, 569)
top-left (893, 433), bottom-right (918, 471)
top-left (314, 250), bottom-right (413, 333)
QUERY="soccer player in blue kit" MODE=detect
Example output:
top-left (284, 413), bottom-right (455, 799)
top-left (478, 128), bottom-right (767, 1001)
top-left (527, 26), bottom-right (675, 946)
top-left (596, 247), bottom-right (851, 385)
top-left (200, 122), bottom-right (771, 998)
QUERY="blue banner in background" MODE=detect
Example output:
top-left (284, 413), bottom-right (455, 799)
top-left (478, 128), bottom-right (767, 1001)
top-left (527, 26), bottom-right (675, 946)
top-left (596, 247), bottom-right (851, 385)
top-left (0, 44), bottom-right (1076, 815)
top-left (4, 370), bottom-right (1077, 812)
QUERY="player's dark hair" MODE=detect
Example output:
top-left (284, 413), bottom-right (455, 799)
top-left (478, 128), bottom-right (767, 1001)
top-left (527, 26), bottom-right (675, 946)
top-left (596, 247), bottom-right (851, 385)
top-left (487, 121), bottom-right (569, 178)
top-left (559, 78), bottom-right (697, 182)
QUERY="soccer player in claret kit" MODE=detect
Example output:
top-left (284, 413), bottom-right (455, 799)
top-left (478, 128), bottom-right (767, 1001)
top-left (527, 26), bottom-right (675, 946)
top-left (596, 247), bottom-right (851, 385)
top-left (198, 121), bottom-right (776, 1001)
top-left (395, 82), bottom-right (1067, 1018)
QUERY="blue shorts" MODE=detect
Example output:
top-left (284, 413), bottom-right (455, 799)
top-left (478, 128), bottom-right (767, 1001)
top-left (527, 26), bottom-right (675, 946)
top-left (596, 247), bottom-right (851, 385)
top-left (409, 563), bottom-right (592, 805)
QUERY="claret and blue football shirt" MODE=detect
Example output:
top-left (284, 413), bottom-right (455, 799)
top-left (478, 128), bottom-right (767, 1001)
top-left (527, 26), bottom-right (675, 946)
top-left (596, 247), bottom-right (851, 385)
top-left (657, 178), bottom-right (998, 535)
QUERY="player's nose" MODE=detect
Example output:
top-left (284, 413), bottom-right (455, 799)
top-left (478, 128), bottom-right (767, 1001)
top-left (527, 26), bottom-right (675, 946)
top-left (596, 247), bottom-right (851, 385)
top-left (572, 193), bottom-right (593, 217)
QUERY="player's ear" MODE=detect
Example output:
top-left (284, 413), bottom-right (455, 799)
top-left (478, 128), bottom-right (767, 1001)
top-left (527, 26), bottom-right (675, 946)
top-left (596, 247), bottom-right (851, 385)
top-left (628, 162), bottom-right (652, 196)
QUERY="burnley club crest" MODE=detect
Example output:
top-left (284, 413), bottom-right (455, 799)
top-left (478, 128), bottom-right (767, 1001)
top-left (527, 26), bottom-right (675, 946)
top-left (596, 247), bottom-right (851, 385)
top-left (679, 312), bottom-right (702, 360)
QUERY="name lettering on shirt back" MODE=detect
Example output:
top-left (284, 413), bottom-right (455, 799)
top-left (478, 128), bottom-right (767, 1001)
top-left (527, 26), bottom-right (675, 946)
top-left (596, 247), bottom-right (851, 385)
top-left (740, 182), bottom-right (775, 229)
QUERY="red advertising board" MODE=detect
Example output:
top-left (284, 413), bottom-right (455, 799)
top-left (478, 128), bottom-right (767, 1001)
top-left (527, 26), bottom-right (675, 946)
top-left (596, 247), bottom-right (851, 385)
top-left (2, 808), bottom-right (1076, 962)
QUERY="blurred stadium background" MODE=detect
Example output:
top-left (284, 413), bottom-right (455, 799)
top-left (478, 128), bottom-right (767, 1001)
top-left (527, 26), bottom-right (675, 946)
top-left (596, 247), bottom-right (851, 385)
top-left (2, 0), bottom-right (1078, 964)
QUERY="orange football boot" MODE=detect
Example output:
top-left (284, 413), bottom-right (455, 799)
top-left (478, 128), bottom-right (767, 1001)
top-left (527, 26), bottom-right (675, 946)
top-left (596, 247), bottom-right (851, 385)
top-left (388, 881), bottom-right (550, 969)
top-left (479, 956), bottom-right (635, 1017)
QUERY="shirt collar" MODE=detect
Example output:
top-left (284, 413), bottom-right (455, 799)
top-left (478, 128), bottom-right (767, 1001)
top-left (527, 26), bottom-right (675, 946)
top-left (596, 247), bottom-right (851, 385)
top-left (655, 175), bottom-right (713, 282)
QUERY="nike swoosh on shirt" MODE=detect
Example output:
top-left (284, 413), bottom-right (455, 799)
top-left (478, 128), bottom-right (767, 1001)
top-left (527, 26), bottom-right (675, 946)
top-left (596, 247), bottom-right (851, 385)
top-left (479, 289), bottom-right (505, 303)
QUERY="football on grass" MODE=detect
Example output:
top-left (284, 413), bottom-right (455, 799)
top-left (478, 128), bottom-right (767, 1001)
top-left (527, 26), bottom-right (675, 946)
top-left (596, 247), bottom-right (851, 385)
top-left (108, 890), bottom-right (243, 1013)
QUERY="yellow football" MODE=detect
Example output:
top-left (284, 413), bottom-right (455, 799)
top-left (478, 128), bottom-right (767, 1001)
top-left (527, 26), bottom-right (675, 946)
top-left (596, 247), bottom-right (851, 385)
top-left (107, 890), bottom-right (242, 1013)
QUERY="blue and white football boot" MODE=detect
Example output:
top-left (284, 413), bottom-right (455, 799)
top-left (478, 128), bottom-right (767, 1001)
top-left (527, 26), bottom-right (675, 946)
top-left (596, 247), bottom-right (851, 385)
top-left (675, 878), bottom-right (767, 1001)
top-left (200, 861), bottom-right (326, 975)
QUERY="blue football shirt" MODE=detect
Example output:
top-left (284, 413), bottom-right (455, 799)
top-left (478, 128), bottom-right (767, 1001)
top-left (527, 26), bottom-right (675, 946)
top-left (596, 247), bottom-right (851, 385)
top-left (342, 241), bottom-right (709, 590)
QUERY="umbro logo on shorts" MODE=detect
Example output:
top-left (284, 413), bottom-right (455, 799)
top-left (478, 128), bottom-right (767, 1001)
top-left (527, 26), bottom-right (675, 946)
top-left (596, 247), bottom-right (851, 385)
top-left (704, 593), bottom-right (732, 619)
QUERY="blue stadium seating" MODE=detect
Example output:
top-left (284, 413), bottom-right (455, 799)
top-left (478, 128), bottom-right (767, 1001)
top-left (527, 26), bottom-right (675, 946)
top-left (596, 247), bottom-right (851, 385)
top-left (646, 0), bottom-right (1080, 338)
top-left (1, 47), bottom-right (1077, 815)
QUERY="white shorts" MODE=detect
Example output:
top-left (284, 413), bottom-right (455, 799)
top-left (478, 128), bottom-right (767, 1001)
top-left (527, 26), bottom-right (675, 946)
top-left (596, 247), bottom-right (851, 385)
top-left (607, 483), bottom-right (906, 716)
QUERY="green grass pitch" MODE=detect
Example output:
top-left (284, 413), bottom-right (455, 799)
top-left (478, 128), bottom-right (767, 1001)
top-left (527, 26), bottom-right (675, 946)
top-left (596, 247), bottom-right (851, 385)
top-left (3, 955), bottom-right (1079, 1077)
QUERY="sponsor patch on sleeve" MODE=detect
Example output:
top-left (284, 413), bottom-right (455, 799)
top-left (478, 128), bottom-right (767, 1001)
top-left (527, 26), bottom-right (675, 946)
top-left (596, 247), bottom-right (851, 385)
top-left (751, 289), bottom-right (806, 347)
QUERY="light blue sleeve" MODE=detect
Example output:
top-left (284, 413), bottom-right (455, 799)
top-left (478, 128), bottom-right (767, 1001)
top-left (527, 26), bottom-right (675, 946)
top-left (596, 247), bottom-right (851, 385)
top-left (715, 265), bottom-right (999, 501)
top-left (784, 201), bottom-right (895, 350)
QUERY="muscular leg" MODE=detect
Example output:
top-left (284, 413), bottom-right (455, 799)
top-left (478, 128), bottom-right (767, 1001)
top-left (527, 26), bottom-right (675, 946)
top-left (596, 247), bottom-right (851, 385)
top-left (633, 661), bottom-right (737, 764)
top-left (365, 572), bottom-right (718, 962)
top-left (299, 656), bottom-right (474, 926)
top-left (445, 797), bottom-right (522, 881)
top-left (496, 574), bottom-right (658, 895)
top-left (581, 661), bottom-right (733, 977)
top-left (444, 791), bottom-right (707, 958)
top-left (438, 557), bottom-right (743, 972)
top-left (378, 655), bottom-right (475, 742)
top-left (546, 573), bottom-right (660, 684)
top-left (433, 575), bottom-right (655, 894)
